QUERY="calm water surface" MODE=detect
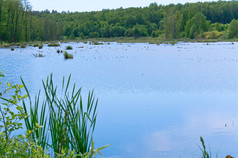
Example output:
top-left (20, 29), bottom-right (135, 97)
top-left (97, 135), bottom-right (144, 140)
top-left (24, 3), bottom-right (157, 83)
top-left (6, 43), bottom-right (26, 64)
top-left (0, 42), bottom-right (238, 157)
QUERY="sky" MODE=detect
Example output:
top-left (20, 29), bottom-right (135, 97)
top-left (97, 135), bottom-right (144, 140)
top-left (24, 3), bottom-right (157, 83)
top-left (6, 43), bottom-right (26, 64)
top-left (28, 0), bottom-right (219, 12)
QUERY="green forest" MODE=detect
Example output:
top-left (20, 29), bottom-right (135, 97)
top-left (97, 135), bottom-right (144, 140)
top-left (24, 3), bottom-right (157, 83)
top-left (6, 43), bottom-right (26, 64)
top-left (1, 0), bottom-right (238, 42)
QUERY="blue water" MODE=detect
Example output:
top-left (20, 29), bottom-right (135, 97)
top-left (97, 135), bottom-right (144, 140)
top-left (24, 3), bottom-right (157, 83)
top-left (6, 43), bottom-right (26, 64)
top-left (0, 42), bottom-right (238, 157)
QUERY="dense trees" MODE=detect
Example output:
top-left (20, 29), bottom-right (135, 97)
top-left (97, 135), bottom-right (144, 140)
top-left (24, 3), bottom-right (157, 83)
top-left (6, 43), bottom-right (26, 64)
top-left (228, 19), bottom-right (238, 38)
top-left (1, 0), bottom-right (238, 42)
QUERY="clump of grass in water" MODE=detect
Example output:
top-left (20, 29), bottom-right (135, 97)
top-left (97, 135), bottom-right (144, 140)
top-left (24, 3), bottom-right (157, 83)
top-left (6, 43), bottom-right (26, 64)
top-left (66, 46), bottom-right (73, 50)
top-left (92, 41), bottom-right (103, 45)
top-left (38, 44), bottom-right (43, 49)
top-left (33, 43), bottom-right (39, 47)
top-left (21, 45), bottom-right (26, 48)
top-left (33, 53), bottom-right (44, 57)
top-left (48, 43), bottom-right (60, 47)
top-left (21, 74), bottom-right (110, 156)
top-left (64, 51), bottom-right (73, 59)
top-left (10, 47), bottom-right (14, 51)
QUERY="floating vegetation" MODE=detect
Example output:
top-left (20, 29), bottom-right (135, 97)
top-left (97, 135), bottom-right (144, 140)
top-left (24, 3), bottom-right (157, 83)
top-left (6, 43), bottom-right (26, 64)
top-left (64, 51), bottom-right (73, 59)
top-left (38, 44), bottom-right (43, 49)
top-left (92, 41), bottom-right (103, 45)
top-left (11, 47), bottom-right (14, 51)
top-left (2, 43), bottom-right (10, 48)
top-left (66, 45), bottom-right (73, 50)
top-left (33, 53), bottom-right (44, 57)
top-left (48, 43), bottom-right (60, 47)
top-left (16, 43), bottom-right (21, 46)
top-left (33, 43), bottom-right (39, 47)
top-left (170, 41), bottom-right (178, 45)
top-left (57, 49), bottom-right (60, 53)
top-left (21, 45), bottom-right (26, 48)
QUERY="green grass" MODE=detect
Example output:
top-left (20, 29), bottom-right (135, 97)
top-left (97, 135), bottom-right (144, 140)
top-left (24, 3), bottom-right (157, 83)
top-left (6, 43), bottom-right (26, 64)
top-left (199, 136), bottom-right (219, 158)
top-left (64, 51), bottom-right (73, 59)
top-left (21, 74), bottom-right (99, 155)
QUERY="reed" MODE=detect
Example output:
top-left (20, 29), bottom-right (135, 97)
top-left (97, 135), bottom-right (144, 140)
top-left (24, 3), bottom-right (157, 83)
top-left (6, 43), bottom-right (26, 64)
top-left (199, 136), bottom-right (218, 158)
top-left (64, 52), bottom-right (73, 59)
top-left (21, 74), bottom-right (99, 156)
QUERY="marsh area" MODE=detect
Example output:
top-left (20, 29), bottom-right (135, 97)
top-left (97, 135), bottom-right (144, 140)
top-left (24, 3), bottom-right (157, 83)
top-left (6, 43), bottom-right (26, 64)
top-left (1, 42), bottom-right (238, 157)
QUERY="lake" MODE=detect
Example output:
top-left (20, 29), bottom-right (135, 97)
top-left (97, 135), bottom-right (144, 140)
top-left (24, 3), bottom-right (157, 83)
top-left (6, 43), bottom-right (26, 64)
top-left (0, 42), bottom-right (238, 157)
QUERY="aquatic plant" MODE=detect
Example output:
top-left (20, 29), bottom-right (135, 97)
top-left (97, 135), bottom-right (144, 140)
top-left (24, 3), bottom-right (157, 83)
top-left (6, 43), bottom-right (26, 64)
top-left (57, 49), bottom-right (60, 53)
top-left (199, 136), bottom-right (218, 158)
top-left (11, 47), bottom-right (14, 51)
top-left (66, 46), bottom-right (73, 50)
top-left (0, 69), bottom-right (110, 157)
top-left (48, 43), bottom-right (60, 47)
top-left (64, 51), bottom-right (73, 59)
top-left (33, 43), bottom-right (39, 47)
top-left (21, 45), bottom-right (26, 48)
top-left (33, 53), bottom-right (44, 57)
top-left (2, 43), bottom-right (10, 48)
top-left (92, 41), bottom-right (103, 45)
top-left (21, 74), bottom-right (110, 156)
top-left (39, 44), bottom-right (43, 49)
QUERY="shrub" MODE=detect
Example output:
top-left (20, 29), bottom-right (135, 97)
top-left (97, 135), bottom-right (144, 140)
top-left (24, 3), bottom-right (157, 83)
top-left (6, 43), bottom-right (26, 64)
top-left (66, 46), bottom-right (73, 50)
top-left (204, 31), bottom-right (223, 39)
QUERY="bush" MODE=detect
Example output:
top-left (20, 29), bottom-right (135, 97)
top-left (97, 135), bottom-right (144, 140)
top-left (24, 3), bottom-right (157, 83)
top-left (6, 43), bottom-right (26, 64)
top-left (66, 46), bottom-right (73, 50)
top-left (204, 31), bottom-right (223, 39)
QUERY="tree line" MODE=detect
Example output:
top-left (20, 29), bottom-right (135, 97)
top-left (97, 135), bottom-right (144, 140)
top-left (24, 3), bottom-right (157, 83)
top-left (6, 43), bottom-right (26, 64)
top-left (1, 0), bottom-right (238, 42)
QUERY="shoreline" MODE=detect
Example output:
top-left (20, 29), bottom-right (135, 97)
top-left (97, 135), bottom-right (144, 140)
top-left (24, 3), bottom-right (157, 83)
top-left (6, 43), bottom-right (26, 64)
top-left (0, 37), bottom-right (238, 48)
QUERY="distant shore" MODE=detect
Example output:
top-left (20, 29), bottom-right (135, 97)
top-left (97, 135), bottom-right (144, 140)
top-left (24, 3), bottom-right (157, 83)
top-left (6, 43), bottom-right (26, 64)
top-left (1, 37), bottom-right (238, 48)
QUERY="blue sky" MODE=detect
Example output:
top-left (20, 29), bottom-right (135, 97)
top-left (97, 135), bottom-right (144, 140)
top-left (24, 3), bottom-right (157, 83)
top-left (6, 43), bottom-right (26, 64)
top-left (28, 0), bottom-right (218, 12)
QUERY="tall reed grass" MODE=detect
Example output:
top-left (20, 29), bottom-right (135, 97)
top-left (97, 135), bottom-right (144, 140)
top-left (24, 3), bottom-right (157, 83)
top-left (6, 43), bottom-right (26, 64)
top-left (21, 74), bottom-right (100, 156)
